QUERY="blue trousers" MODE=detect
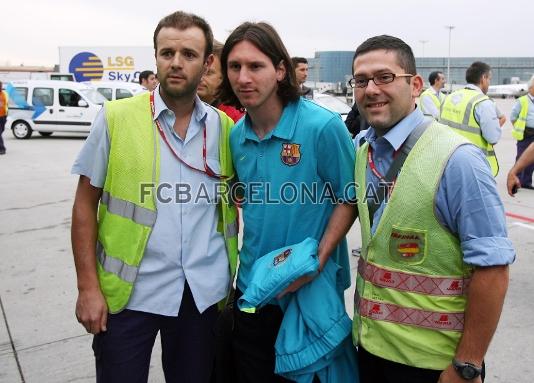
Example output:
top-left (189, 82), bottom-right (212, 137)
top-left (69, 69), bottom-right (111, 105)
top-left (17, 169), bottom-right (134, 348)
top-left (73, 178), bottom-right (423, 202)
top-left (92, 282), bottom-right (218, 383)
top-left (0, 116), bottom-right (6, 153)
top-left (516, 134), bottom-right (534, 187)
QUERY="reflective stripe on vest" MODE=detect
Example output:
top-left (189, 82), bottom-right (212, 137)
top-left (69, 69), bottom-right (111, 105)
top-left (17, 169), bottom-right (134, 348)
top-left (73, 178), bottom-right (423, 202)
top-left (355, 292), bottom-right (464, 332)
top-left (358, 258), bottom-right (470, 296)
top-left (226, 221), bottom-right (238, 238)
top-left (96, 242), bottom-right (138, 283)
top-left (512, 96), bottom-right (529, 140)
top-left (101, 191), bottom-right (156, 227)
top-left (440, 93), bottom-right (486, 135)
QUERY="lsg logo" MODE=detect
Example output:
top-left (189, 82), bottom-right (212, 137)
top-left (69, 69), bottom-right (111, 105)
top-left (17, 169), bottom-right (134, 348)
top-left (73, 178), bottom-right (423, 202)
top-left (69, 52), bottom-right (139, 82)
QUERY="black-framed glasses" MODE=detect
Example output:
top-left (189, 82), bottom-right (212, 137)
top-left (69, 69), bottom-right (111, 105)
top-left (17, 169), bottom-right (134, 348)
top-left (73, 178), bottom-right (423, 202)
top-left (348, 73), bottom-right (414, 89)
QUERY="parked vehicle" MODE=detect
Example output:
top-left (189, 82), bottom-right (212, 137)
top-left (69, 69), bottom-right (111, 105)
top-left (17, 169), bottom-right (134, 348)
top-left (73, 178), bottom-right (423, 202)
top-left (6, 80), bottom-right (106, 139)
top-left (312, 92), bottom-right (352, 121)
top-left (83, 81), bottom-right (146, 101)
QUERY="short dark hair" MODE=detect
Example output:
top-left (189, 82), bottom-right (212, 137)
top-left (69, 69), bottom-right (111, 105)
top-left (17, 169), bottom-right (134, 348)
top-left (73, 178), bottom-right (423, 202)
top-left (139, 70), bottom-right (154, 85)
top-left (428, 71), bottom-right (443, 86)
top-left (153, 11), bottom-right (213, 59)
top-left (352, 35), bottom-right (417, 76)
top-left (465, 61), bottom-right (491, 85)
top-left (292, 57), bottom-right (308, 66)
top-left (219, 22), bottom-right (300, 109)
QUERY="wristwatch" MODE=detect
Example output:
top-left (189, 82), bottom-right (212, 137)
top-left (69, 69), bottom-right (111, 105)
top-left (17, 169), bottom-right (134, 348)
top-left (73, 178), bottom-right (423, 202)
top-left (452, 358), bottom-right (482, 380)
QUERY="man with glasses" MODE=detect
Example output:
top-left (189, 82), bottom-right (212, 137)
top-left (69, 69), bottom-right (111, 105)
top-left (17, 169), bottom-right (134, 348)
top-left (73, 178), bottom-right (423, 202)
top-left (440, 61), bottom-right (501, 176)
top-left (419, 71), bottom-right (445, 120)
top-left (350, 35), bottom-right (514, 383)
top-left (70, 11), bottom-right (238, 382)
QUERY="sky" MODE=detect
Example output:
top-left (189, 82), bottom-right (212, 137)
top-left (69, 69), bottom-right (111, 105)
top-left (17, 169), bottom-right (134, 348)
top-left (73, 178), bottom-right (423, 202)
top-left (3, 0), bottom-right (533, 67)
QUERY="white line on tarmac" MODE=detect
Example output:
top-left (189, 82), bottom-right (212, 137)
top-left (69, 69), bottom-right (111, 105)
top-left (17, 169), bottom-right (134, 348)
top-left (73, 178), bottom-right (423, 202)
top-left (509, 222), bottom-right (534, 231)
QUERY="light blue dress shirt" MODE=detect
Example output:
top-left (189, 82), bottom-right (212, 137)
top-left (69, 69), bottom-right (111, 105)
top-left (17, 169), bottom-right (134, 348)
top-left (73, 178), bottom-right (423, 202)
top-left (72, 87), bottom-right (230, 315)
top-left (465, 84), bottom-right (501, 144)
top-left (511, 94), bottom-right (534, 127)
top-left (230, 98), bottom-right (355, 293)
top-left (354, 107), bottom-right (515, 267)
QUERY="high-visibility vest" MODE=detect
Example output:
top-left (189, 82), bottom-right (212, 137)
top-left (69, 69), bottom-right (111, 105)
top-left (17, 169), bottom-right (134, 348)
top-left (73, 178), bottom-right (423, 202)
top-left (353, 121), bottom-right (474, 370)
top-left (512, 95), bottom-right (529, 141)
top-left (440, 88), bottom-right (499, 176)
top-left (419, 88), bottom-right (444, 118)
top-left (0, 91), bottom-right (8, 117)
top-left (97, 92), bottom-right (239, 313)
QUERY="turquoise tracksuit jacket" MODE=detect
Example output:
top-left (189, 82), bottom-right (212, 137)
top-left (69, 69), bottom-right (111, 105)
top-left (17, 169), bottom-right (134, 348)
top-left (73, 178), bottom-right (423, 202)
top-left (238, 238), bottom-right (359, 383)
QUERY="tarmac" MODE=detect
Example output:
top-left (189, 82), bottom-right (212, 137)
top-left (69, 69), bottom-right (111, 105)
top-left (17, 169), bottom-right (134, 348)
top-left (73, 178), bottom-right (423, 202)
top-left (1, 98), bottom-right (533, 382)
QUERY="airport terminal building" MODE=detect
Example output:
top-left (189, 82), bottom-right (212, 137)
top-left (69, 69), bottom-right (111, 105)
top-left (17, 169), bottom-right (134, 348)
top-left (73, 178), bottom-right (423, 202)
top-left (307, 51), bottom-right (534, 87)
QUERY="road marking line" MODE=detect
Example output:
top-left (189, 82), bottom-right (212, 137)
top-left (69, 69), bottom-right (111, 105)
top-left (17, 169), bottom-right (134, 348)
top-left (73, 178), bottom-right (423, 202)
top-left (510, 222), bottom-right (534, 231)
top-left (506, 212), bottom-right (534, 223)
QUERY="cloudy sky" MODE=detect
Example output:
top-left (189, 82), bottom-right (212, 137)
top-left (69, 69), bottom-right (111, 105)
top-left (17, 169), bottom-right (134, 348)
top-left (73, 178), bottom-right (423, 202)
top-left (3, 0), bottom-right (532, 67)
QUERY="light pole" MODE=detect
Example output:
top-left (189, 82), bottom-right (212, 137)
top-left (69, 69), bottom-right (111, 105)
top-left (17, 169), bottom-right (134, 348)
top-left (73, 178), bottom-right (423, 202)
top-left (419, 40), bottom-right (429, 58)
top-left (445, 25), bottom-right (455, 92)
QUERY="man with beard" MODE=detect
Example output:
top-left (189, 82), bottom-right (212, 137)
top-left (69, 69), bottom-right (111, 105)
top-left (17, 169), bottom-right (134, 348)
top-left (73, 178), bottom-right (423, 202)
top-left (70, 11), bottom-right (238, 383)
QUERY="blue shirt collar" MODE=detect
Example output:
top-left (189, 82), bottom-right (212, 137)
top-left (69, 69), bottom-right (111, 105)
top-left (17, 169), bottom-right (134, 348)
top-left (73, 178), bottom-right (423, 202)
top-left (239, 100), bottom-right (300, 144)
top-left (363, 106), bottom-right (425, 151)
top-left (153, 85), bottom-right (207, 124)
top-left (465, 84), bottom-right (483, 94)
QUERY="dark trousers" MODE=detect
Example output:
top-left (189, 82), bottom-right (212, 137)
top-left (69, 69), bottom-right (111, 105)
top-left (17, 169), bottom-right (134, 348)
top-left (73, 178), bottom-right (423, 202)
top-left (232, 290), bottom-right (292, 383)
top-left (358, 346), bottom-right (485, 383)
top-left (516, 134), bottom-right (534, 187)
top-left (93, 282), bottom-right (218, 383)
top-left (0, 116), bottom-right (6, 153)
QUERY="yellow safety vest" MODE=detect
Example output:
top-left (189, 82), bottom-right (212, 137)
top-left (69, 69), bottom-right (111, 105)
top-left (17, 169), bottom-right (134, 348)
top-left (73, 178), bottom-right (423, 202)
top-left (419, 88), bottom-right (444, 119)
top-left (97, 92), bottom-right (239, 313)
top-left (440, 88), bottom-right (499, 176)
top-left (512, 95), bottom-right (529, 141)
top-left (353, 122), bottom-right (473, 370)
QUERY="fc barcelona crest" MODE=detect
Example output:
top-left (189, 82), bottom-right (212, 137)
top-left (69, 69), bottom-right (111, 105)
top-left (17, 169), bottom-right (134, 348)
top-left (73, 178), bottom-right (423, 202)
top-left (281, 143), bottom-right (301, 166)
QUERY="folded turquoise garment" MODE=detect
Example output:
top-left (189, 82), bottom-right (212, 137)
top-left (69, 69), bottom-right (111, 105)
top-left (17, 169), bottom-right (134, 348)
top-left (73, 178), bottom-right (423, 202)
top-left (237, 237), bottom-right (319, 313)
top-left (275, 260), bottom-right (359, 383)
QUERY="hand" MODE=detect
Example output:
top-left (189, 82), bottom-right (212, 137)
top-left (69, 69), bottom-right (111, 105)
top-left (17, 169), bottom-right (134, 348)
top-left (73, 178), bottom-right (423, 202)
top-left (438, 364), bottom-right (482, 383)
top-left (277, 273), bottom-right (317, 299)
top-left (507, 172), bottom-right (521, 197)
top-left (75, 288), bottom-right (108, 334)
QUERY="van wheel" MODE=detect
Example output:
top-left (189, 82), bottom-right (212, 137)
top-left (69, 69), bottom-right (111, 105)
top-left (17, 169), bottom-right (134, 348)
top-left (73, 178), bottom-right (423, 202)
top-left (39, 132), bottom-right (53, 137)
top-left (12, 121), bottom-right (33, 139)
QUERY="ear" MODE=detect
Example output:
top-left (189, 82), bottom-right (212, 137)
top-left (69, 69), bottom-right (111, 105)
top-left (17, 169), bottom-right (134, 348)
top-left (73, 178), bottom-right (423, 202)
top-left (204, 54), bottom-right (214, 75)
top-left (276, 60), bottom-right (286, 82)
top-left (411, 74), bottom-right (424, 98)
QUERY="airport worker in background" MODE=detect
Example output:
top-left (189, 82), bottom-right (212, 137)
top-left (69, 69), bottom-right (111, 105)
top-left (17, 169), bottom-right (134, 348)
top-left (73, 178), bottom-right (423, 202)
top-left (292, 57), bottom-right (314, 99)
top-left (139, 69), bottom-right (158, 91)
top-left (219, 21), bottom-right (357, 383)
top-left (440, 61), bottom-right (501, 176)
top-left (0, 81), bottom-right (8, 155)
top-left (507, 142), bottom-right (534, 195)
top-left (350, 34), bottom-right (515, 383)
top-left (197, 40), bottom-right (245, 122)
top-left (70, 10), bottom-right (238, 383)
top-left (419, 70), bottom-right (445, 119)
top-left (510, 77), bottom-right (534, 189)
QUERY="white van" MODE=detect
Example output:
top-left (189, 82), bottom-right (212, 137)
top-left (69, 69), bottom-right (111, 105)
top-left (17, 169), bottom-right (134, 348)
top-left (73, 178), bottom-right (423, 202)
top-left (6, 80), bottom-right (106, 139)
top-left (83, 81), bottom-right (146, 101)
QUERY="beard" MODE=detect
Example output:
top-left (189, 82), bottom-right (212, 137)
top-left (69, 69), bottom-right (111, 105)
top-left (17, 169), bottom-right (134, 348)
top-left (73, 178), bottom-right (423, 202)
top-left (159, 71), bottom-right (203, 100)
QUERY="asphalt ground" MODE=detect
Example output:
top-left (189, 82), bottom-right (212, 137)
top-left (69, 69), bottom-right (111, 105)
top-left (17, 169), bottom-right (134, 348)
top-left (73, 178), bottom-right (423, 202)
top-left (1, 98), bottom-right (533, 382)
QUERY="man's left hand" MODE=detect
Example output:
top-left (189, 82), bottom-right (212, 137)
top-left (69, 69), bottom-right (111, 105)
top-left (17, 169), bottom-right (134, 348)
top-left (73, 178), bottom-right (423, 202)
top-left (438, 364), bottom-right (482, 383)
top-left (277, 273), bottom-right (317, 299)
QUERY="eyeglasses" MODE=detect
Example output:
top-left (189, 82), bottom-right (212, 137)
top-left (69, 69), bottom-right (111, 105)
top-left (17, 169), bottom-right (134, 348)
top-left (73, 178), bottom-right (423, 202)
top-left (348, 73), bottom-right (414, 89)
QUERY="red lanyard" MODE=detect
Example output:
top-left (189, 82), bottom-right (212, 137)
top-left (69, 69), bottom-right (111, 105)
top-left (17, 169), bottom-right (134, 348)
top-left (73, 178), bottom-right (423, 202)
top-left (367, 146), bottom-right (396, 193)
top-left (150, 91), bottom-right (226, 180)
